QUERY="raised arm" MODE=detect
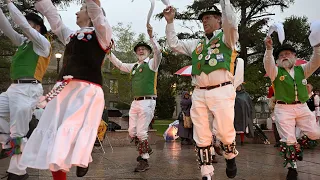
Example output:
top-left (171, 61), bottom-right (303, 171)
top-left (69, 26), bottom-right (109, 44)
top-left (302, 46), bottom-right (320, 78)
top-left (220, 0), bottom-right (239, 50)
top-left (147, 24), bottom-right (162, 71)
top-left (7, 1), bottom-right (50, 57)
top-left (163, 7), bottom-right (199, 57)
top-left (107, 53), bottom-right (136, 73)
top-left (35, 0), bottom-right (73, 45)
top-left (263, 36), bottom-right (278, 82)
top-left (86, 0), bottom-right (112, 51)
top-left (0, 7), bottom-right (24, 46)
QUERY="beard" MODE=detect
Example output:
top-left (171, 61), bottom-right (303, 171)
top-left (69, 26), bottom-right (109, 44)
top-left (137, 54), bottom-right (149, 62)
top-left (278, 57), bottom-right (296, 69)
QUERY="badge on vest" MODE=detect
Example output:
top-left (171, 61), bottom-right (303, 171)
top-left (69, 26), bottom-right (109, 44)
top-left (196, 43), bottom-right (203, 54)
top-left (216, 53), bottom-right (224, 62)
top-left (279, 75), bottom-right (285, 81)
top-left (211, 38), bottom-right (219, 45)
top-left (197, 62), bottom-right (201, 69)
top-left (198, 54), bottom-right (203, 60)
top-left (302, 79), bottom-right (307, 85)
top-left (77, 33), bottom-right (85, 40)
top-left (86, 34), bottom-right (92, 40)
top-left (205, 55), bottom-right (211, 61)
top-left (139, 68), bottom-right (143, 73)
top-left (209, 59), bottom-right (217, 67)
top-left (212, 48), bottom-right (220, 54)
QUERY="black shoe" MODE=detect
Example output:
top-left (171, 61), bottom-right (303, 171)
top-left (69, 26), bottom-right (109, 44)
top-left (7, 173), bottom-right (29, 180)
top-left (286, 167), bottom-right (298, 180)
top-left (202, 175), bottom-right (211, 180)
top-left (76, 165), bottom-right (89, 177)
top-left (134, 159), bottom-right (150, 172)
top-left (226, 158), bottom-right (237, 178)
top-left (240, 141), bottom-right (244, 146)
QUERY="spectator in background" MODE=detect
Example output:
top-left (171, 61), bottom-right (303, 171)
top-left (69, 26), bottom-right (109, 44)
top-left (178, 91), bottom-right (193, 145)
top-left (234, 85), bottom-right (254, 145)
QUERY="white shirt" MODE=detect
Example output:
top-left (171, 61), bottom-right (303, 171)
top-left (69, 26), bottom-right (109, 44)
top-left (0, 2), bottom-right (51, 57)
top-left (107, 37), bottom-right (162, 73)
top-left (35, 0), bottom-right (112, 50)
top-left (165, 0), bottom-right (239, 87)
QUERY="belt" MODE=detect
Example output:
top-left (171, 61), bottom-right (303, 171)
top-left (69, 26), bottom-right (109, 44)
top-left (276, 101), bottom-right (302, 104)
top-left (13, 79), bottom-right (41, 84)
top-left (134, 96), bottom-right (156, 101)
top-left (198, 81), bottom-right (232, 90)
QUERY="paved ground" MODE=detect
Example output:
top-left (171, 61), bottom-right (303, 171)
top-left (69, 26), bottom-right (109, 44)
top-left (0, 141), bottom-right (319, 180)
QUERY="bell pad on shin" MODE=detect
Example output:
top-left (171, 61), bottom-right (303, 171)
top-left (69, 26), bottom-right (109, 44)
top-left (195, 145), bottom-right (213, 166)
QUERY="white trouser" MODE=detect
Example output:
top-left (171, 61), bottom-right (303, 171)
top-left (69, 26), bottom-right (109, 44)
top-left (191, 84), bottom-right (237, 176)
top-left (128, 99), bottom-right (156, 159)
top-left (0, 83), bottom-right (43, 175)
top-left (274, 103), bottom-right (320, 145)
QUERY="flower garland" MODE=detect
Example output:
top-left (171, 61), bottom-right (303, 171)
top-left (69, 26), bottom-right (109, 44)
top-left (297, 135), bottom-right (318, 149)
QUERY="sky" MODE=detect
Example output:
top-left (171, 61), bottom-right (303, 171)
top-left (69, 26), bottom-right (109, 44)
top-left (50, 0), bottom-right (319, 38)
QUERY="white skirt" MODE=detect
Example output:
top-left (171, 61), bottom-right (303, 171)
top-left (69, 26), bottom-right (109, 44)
top-left (20, 80), bottom-right (104, 172)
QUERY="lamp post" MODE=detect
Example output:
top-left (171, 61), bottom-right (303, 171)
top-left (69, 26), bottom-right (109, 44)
top-left (55, 52), bottom-right (62, 74)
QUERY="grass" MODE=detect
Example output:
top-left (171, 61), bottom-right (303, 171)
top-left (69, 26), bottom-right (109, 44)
top-left (153, 119), bottom-right (175, 136)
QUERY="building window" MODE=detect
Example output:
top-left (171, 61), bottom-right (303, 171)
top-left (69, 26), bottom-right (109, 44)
top-left (109, 101), bottom-right (118, 108)
top-left (109, 79), bottom-right (118, 94)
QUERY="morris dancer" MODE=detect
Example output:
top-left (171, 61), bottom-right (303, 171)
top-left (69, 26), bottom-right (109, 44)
top-left (0, 0), bottom-right (51, 179)
top-left (107, 24), bottom-right (162, 172)
top-left (264, 35), bottom-right (320, 180)
top-left (163, 0), bottom-right (239, 179)
top-left (19, 0), bottom-right (112, 179)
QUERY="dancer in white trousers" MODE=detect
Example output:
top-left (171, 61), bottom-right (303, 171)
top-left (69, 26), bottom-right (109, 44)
top-left (0, 0), bottom-right (51, 179)
top-left (19, 0), bottom-right (112, 179)
top-left (163, 0), bottom-right (239, 179)
top-left (107, 24), bottom-right (162, 172)
top-left (264, 35), bottom-right (320, 180)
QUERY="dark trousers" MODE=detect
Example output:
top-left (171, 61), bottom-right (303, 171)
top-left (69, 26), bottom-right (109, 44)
top-left (272, 123), bottom-right (281, 143)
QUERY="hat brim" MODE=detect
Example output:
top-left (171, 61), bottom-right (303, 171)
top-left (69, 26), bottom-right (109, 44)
top-left (134, 44), bottom-right (152, 53)
top-left (198, 11), bottom-right (222, 20)
top-left (274, 46), bottom-right (296, 59)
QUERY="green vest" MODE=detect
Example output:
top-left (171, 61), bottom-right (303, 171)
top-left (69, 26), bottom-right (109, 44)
top-left (131, 62), bottom-right (157, 97)
top-left (273, 66), bottom-right (309, 103)
top-left (11, 41), bottom-right (50, 81)
top-left (191, 31), bottom-right (237, 75)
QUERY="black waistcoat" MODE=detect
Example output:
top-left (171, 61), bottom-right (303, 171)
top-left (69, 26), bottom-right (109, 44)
top-left (58, 31), bottom-right (106, 86)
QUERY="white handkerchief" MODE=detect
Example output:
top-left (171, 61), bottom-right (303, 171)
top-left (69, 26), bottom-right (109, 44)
top-left (267, 23), bottom-right (285, 44)
top-left (309, 21), bottom-right (320, 47)
top-left (147, 0), bottom-right (155, 25)
top-left (161, 0), bottom-right (170, 6)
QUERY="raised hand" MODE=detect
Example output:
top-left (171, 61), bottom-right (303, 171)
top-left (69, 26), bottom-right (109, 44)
top-left (88, 0), bottom-right (101, 7)
top-left (147, 23), bottom-right (153, 38)
top-left (265, 36), bottom-right (273, 50)
top-left (163, 6), bottom-right (175, 24)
